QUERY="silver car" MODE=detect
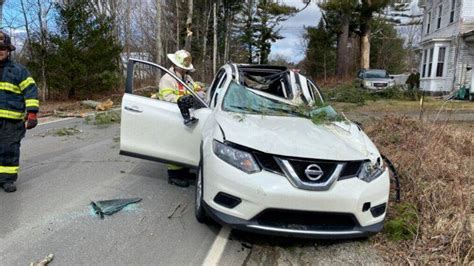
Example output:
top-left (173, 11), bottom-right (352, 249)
top-left (357, 69), bottom-right (395, 90)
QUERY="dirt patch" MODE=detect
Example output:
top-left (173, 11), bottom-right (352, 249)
top-left (364, 116), bottom-right (472, 263)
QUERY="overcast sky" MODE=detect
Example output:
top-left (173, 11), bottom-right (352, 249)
top-left (269, 0), bottom-right (321, 63)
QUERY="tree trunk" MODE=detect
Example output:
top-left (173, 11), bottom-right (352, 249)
top-left (156, 0), bottom-right (163, 80)
top-left (125, 0), bottom-right (131, 58)
top-left (0, 0), bottom-right (4, 28)
top-left (20, 0), bottom-right (33, 57)
top-left (335, 15), bottom-right (349, 77)
top-left (37, 0), bottom-right (49, 101)
top-left (323, 53), bottom-right (327, 83)
top-left (202, 7), bottom-right (211, 81)
top-left (213, 1), bottom-right (217, 74)
top-left (184, 0), bottom-right (193, 51)
top-left (360, 22), bottom-right (371, 69)
top-left (176, 0), bottom-right (180, 50)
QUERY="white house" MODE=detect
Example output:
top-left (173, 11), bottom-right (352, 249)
top-left (418, 0), bottom-right (474, 94)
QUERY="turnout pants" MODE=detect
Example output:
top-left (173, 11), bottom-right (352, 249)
top-left (0, 118), bottom-right (26, 184)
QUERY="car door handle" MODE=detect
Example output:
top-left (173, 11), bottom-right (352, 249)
top-left (124, 105), bottom-right (143, 113)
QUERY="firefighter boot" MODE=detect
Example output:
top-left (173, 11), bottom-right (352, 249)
top-left (2, 182), bottom-right (17, 193)
top-left (167, 169), bottom-right (190, 187)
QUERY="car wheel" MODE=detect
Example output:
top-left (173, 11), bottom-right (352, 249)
top-left (195, 159), bottom-right (209, 223)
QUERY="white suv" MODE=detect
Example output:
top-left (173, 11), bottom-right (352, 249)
top-left (120, 59), bottom-right (390, 238)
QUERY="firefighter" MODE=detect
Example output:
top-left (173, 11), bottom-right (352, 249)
top-left (0, 31), bottom-right (39, 193)
top-left (158, 50), bottom-right (203, 187)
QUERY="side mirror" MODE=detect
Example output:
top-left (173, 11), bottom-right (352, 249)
top-left (177, 95), bottom-right (199, 126)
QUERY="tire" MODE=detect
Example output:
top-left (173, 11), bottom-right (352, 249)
top-left (195, 159), bottom-right (209, 223)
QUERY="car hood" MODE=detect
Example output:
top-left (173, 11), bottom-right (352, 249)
top-left (215, 112), bottom-right (377, 161)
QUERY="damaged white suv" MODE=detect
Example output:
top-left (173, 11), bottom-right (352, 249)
top-left (120, 59), bottom-right (390, 238)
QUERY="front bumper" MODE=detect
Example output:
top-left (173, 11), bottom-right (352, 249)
top-left (203, 201), bottom-right (384, 239)
top-left (203, 151), bottom-right (390, 239)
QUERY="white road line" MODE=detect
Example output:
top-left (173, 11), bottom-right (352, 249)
top-left (202, 226), bottom-right (232, 266)
top-left (38, 117), bottom-right (75, 126)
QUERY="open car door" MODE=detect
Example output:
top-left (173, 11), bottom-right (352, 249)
top-left (120, 59), bottom-right (211, 168)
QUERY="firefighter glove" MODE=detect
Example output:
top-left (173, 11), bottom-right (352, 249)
top-left (26, 112), bottom-right (38, 129)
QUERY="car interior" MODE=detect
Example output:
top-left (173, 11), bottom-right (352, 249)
top-left (238, 65), bottom-right (293, 99)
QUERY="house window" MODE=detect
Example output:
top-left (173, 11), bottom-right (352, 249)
top-left (437, 5), bottom-right (442, 29)
top-left (436, 47), bottom-right (446, 77)
top-left (426, 12), bottom-right (431, 34)
top-left (428, 48), bottom-right (434, 77)
top-left (450, 0), bottom-right (455, 23)
top-left (422, 50), bottom-right (428, 77)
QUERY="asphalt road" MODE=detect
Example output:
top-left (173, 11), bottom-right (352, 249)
top-left (0, 117), bottom-right (382, 265)
top-left (0, 118), bottom-right (219, 265)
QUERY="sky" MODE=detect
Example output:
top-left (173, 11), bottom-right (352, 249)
top-left (269, 0), bottom-right (321, 63)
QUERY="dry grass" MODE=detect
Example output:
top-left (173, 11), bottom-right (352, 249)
top-left (363, 114), bottom-right (473, 263)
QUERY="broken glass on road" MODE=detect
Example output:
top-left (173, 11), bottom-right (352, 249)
top-left (90, 198), bottom-right (142, 219)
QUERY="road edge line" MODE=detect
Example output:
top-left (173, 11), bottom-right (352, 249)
top-left (202, 226), bottom-right (231, 266)
top-left (38, 117), bottom-right (75, 126)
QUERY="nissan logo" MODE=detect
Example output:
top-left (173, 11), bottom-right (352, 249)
top-left (304, 164), bottom-right (324, 181)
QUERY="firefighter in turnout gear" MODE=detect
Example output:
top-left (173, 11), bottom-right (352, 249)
top-left (158, 50), bottom-right (203, 187)
top-left (0, 31), bottom-right (39, 192)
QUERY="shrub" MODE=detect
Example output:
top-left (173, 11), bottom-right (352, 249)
top-left (324, 83), bottom-right (371, 105)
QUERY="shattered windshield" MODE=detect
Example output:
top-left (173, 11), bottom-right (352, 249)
top-left (364, 70), bottom-right (388, 79)
top-left (223, 81), bottom-right (343, 124)
top-left (223, 81), bottom-right (296, 115)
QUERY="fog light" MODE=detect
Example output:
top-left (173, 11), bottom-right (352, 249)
top-left (370, 203), bottom-right (386, 217)
top-left (214, 192), bottom-right (241, 208)
top-left (362, 202), bottom-right (371, 212)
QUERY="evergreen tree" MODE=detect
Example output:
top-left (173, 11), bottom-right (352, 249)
top-left (304, 19), bottom-right (336, 80)
top-left (46, 0), bottom-right (122, 99)
top-left (254, 0), bottom-right (296, 64)
top-left (236, 0), bottom-right (296, 64)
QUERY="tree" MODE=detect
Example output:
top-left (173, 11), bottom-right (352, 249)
top-left (304, 19), bottom-right (336, 81)
top-left (370, 19), bottom-right (406, 73)
top-left (319, 0), bottom-right (358, 77)
top-left (46, 0), bottom-right (122, 99)
top-left (254, 0), bottom-right (296, 64)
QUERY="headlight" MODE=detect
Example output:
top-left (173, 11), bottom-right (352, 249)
top-left (388, 80), bottom-right (395, 86)
top-left (358, 158), bottom-right (385, 182)
top-left (213, 140), bottom-right (261, 174)
top-left (364, 81), bottom-right (371, 87)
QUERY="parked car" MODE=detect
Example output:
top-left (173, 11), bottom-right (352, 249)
top-left (120, 59), bottom-right (390, 239)
top-left (357, 69), bottom-right (395, 90)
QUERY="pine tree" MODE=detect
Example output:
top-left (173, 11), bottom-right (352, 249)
top-left (304, 19), bottom-right (336, 80)
top-left (254, 0), bottom-right (296, 64)
top-left (46, 0), bottom-right (122, 99)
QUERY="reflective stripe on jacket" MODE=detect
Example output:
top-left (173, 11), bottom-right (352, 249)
top-left (158, 67), bottom-right (201, 103)
top-left (0, 60), bottom-right (39, 120)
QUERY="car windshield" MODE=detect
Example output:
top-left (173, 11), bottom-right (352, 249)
top-left (222, 81), bottom-right (341, 123)
top-left (364, 70), bottom-right (388, 78)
